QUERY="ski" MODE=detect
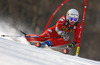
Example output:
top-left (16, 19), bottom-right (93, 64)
top-left (35, 42), bottom-right (69, 54)
top-left (51, 47), bottom-right (69, 54)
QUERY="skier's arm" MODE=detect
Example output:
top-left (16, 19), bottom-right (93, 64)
top-left (68, 23), bottom-right (81, 49)
top-left (55, 16), bottom-right (66, 35)
top-left (74, 23), bottom-right (81, 44)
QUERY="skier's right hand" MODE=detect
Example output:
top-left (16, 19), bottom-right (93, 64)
top-left (60, 32), bottom-right (69, 41)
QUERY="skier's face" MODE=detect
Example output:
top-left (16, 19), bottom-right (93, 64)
top-left (68, 17), bottom-right (78, 25)
top-left (69, 21), bottom-right (75, 25)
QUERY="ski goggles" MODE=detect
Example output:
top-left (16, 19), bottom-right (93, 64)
top-left (69, 17), bottom-right (78, 22)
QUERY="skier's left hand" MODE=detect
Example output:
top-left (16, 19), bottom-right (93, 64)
top-left (68, 42), bottom-right (77, 49)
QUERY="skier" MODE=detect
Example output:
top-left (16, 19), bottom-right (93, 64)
top-left (27, 9), bottom-right (81, 49)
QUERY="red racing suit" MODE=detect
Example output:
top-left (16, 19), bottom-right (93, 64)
top-left (27, 16), bottom-right (81, 47)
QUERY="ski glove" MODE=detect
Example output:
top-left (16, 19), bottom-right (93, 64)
top-left (68, 41), bottom-right (77, 48)
top-left (61, 32), bottom-right (69, 41)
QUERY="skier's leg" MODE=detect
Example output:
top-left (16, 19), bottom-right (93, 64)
top-left (37, 38), bottom-right (70, 47)
top-left (48, 38), bottom-right (70, 47)
top-left (36, 40), bottom-right (53, 47)
top-left (27, 31), bottom-right (50, 42)
top-left (27, 26), bottom-right (57, 42)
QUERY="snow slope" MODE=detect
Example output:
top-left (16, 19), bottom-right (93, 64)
top-left (0, 37), bottom-right (100, 65)
top-left (0, 22), bottom-right (100, 65)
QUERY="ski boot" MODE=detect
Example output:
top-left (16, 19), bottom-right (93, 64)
top-left (36, 41), bottom-right (53, 48)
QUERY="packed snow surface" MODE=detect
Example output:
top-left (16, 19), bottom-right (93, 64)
top-left (0, 37), bottom-right (100, 65)
top-left (0, 22), bottom-right (100, 65)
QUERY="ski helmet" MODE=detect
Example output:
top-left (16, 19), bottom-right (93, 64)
top-left (66, 9), bottom-right (79, 22)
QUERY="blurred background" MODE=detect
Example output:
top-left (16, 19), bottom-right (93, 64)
top-left (0, 0), bottom-right (100, 61)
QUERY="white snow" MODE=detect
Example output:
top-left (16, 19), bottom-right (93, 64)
top-left (0, 22), bottom-right (100, 65)
top-left (0, 37), bottom-right (100, 65)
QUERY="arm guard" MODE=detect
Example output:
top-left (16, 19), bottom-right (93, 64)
top-left (55, 27), bottom-right (62, 35)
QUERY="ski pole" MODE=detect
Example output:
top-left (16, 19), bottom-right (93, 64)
top-left (76, 0), bottom-right (88, 56)
top-left (20, 31), bottom-right (62, 38)
top-left (1, 34), bottom-right (62, 38)
top-left (1, 35), bottom-right (22, 37)
top-left (44, 0), bottom-right (69, 31)
top-left (28, 36), bottom-right (61, 38)
top-left (1, 31), bottom-right (27, 37)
